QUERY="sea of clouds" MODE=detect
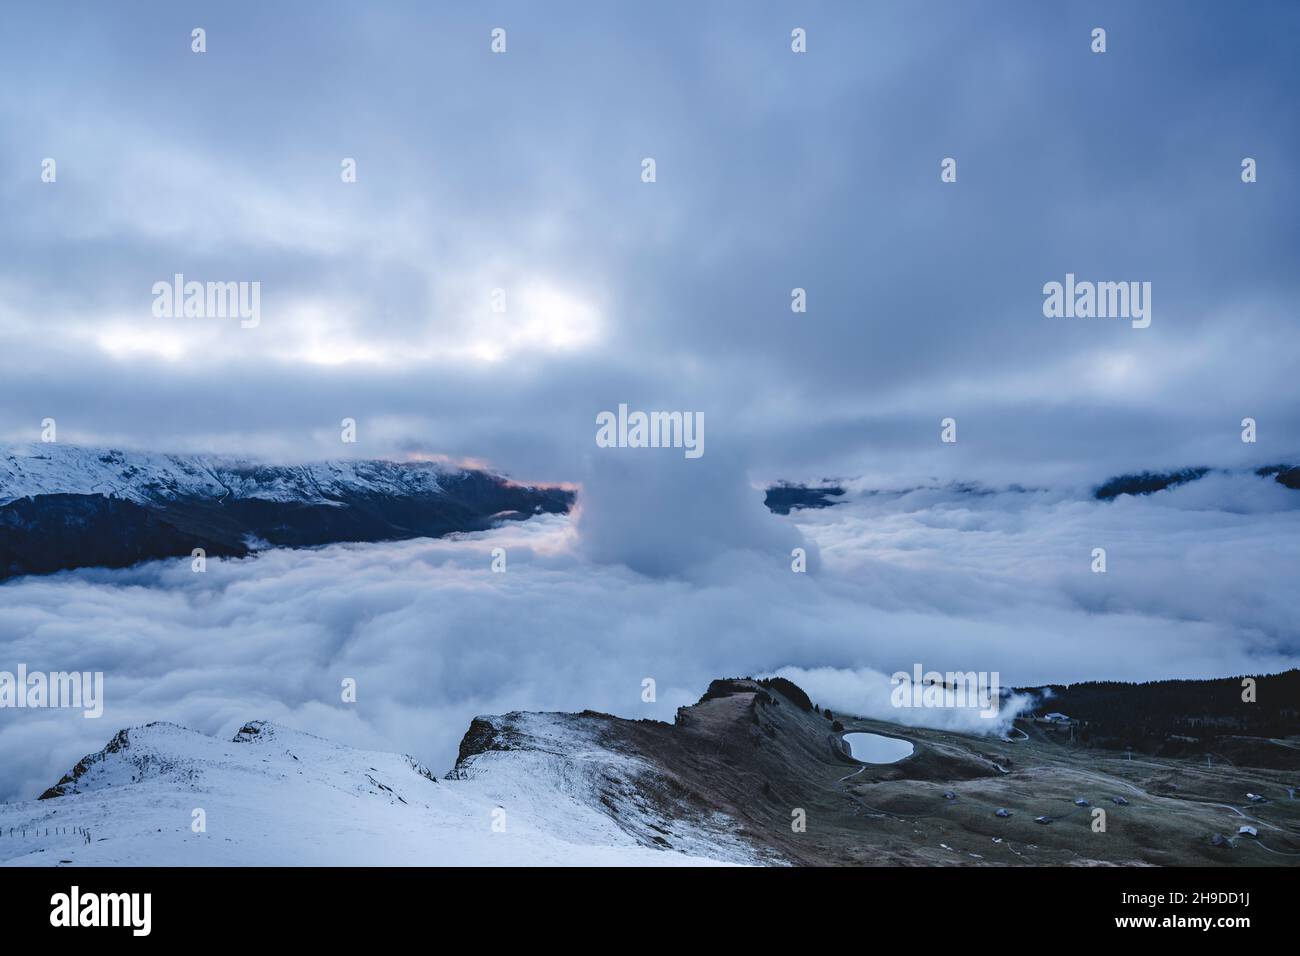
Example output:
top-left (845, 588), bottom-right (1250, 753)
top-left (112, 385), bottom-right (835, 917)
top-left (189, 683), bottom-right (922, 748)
top-left (1, 465), bottom-right (1297, 802)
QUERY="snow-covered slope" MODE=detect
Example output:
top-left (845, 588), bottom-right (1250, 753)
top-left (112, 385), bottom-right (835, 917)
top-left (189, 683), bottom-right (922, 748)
top-left (0, 718), bottom-right (760, 867)
top-left (0, 444), bottom-right (453, 507)
top-left (4, 678), bottom-right (1296, 868)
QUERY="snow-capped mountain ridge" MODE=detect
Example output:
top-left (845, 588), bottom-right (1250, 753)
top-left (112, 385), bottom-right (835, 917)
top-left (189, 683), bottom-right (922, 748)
top-left (0, 443), bottom-right (574, 580)
top-left (0, 443), bottom-right (457, 507)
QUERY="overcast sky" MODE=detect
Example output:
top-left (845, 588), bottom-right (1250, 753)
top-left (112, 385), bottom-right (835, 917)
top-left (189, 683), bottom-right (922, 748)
top-left (1, 3), bottom-right (1298, 800)
top-left (1, 1), bottom-right (1296, 488)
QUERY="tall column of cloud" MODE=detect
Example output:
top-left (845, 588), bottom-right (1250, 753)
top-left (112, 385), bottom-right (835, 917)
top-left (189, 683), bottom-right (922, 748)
top-left (574, 429), bottom-right (814, 579)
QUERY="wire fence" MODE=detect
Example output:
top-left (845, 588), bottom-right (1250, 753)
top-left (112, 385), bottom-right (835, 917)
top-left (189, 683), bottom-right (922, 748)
top-left (1, 825), bottom-right (93, 844)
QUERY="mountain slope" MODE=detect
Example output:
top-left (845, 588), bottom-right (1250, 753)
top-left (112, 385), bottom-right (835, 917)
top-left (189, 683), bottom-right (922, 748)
top-left (0, 444), bottom-right (573, 580)
top-left (3, 677), bottom-right (1296, 867)
top-left (0, 718), bottom-right (758, 867)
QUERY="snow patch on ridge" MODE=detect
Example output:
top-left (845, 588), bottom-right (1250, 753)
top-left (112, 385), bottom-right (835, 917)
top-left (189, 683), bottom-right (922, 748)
top-left (0, 444), bottom-right (454, 507)
top-left (0, 717), bottom-right (757, 867)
